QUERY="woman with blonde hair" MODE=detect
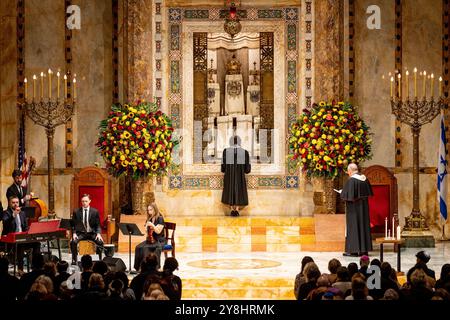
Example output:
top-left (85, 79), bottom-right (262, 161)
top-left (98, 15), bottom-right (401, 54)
top-left (134, 202), bottom-right (166, 271)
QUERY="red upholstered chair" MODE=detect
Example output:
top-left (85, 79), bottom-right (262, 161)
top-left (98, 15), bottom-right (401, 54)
top-left (70, 167), bottom-right (113, 243)
top-left (363, 165), bottom-right (398, 235)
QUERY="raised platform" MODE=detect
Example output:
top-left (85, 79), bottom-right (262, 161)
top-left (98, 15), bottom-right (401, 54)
top-left (118, 214), bottom-right (345, 253)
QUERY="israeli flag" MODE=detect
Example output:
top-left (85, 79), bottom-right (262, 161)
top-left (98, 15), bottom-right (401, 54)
top-left (438, 112), bottom-right (448, 221)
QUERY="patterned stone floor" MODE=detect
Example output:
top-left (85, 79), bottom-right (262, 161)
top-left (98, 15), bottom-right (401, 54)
top-left (49, 241), bottom-right (450, 299)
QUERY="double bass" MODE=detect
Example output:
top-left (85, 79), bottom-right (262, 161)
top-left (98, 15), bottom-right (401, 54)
top-left (24, 157), bottom-right (49, 222)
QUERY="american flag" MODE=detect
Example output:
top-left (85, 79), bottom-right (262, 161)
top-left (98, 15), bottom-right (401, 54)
top-left (18, 112), bottom-right (29, 188)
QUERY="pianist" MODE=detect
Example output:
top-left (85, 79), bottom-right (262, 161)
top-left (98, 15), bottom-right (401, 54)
top-left (1, 196), bottom-right (40, 272)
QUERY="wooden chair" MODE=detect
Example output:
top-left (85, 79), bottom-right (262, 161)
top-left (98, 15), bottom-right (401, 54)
top-left (71, 166), bottom-right (113, 243)
top-left (163, 222), bottom-right (176, 258)
top-left (363, 165), bottom-right (398, 236)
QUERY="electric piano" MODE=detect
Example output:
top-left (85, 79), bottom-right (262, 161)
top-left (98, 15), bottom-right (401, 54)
top-left (0, 220), bottom-right (67, 275)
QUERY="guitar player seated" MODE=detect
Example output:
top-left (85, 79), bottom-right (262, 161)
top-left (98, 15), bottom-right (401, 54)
top-left (1, 196), bottom-right (40, 273)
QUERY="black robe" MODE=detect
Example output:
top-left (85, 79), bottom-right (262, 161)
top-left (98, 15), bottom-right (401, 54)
top-left (340, 175), bottom-right (373, 254)
top-left (221, 146), bottom-right (251, 206)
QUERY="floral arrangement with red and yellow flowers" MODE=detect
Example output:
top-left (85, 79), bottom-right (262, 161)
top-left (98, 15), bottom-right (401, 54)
top-left (96, 101), bottom-right (178, 179)
top-left (288, 101), bottom-right (372, 179)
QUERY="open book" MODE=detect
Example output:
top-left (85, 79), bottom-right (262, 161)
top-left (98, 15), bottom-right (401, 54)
top-left (333, 189), bottom-right (342, 194)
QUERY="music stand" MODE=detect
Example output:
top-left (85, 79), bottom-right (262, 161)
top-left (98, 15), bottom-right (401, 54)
top-left (59, 218), bottom-right (72, 230)
top-left (118, 223), bottom-right (143, 274)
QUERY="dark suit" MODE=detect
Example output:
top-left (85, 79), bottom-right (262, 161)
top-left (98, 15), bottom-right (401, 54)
top-left (1, 208), bottom-right (40, 270)
top-left (70, 207), bottom-right (104, 262)
top-left (6, 184), bottom-right (27, 205)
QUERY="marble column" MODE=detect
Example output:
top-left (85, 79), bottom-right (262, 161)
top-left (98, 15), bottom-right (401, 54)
top-left (124, 0), bottom-right (153, 102)
top-left (0, 0), bottom-right (18, 194)
top-left (314, 0), bottom-right (344, 102)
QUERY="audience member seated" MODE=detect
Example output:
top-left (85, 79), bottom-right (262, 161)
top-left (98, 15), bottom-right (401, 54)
top-left (345, 276), bottom-right (373, 300)
top-left (106, 279), bottom-right (125, 300)
top-left (369, 262), bottom-right (399, 300)
top-left (76, 273), bottom-right (107, 301)
top-left (25, 282), bottom-right (49, 301)
top-left (432, 288), bottom-right (450, 301)
top-left (380, 288), bottom-right (399, 300)
top-left (80, 254), bottom-right (94, 292)
top-left (370, 258), bottom-right (381, 268)
top-left (161, 257), bottom-right (182, 300)
top-left (306, 274), bottom-right (331, 300)
top-left (327, 258), bottom-right (341, 284)
top-left (93, 260), bottom-right (109, 276)
top-left (294, 256), bottom-right (314, 299)
top-left (130, 253), bottom-right (162, 300)
top-left (358, 255), bottom-right (370, 279)
top-left (142, 282), bottom-right (169, 300)
top-left (332, 266), bottom-right (352, 297)
top-left (401, 269), bottom-right (434, 301)
top-left (297, 262), bottom-right (320, 300)
top-left (435, 263), bottom-right (450, 290)
top-left (54, 261), bottom-right (70, 296)
top-left (34, 275), bottom-right (57, 300)
top-left (18, 253), bottom-right (45, 300)
top-left (0, 256), bottom-right (19, 301)
top-left (347, 262), bottom-right (358, 279)
top-left (43, 261), bottom-right (57, 283)
top-left (407, 251), bottom-right (436, 281)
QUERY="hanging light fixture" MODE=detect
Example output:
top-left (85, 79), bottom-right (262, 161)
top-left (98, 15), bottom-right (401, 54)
top-left (224, 1), bottom-right (241, 38)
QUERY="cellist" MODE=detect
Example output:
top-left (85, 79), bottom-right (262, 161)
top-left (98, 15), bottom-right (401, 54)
top-left (133, 202), bottom-right (165, 271)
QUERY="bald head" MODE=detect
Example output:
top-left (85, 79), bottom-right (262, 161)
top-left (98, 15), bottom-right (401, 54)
top-left (347, 163), bottom-right (359, 175)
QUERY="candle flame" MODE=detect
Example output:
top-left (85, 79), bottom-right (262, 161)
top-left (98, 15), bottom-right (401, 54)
top-left (406, 70), bottom-right (409, 76)
top-left (431, 73), bottom-right (434, 78)
top-left (398, 74), bottom-right (401, 79)
top-left (57, 71), bottom-right (60, 77)
top-left (414, 67), bottom-right (417, 73)
top-left (424, 71), bottom-right (427, 76)
top-left (64, 75), bottom-right (67, 80)
top-left (33, 75), bottom-right (37, 80)
top-left (73, 78), bottom-right (77, 83)
top-left (40, 72), bottom-right (44, 77)
top-left (48, 68), bottom-right (52, 74)
top-left (440, 76), bottom-right (443, 81)
top-left (24, 78), bottom-right (27, 83)
top-left (390, 76), bottom-right (394, 82)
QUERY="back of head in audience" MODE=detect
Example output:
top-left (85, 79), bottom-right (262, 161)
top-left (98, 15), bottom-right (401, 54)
top-left (410, 269), bottom-right (427, 287)
top-left (381, 262), bottom-right (392, 278)
top-left (81, 254), bottom-right (93, 271)
top-left (300, 256), bottom-right (314, 274)
top-left (163, 257), bottom-right (179, 273)
top-left (32, 253), bottom-right (45, 270)
top-left (416, 250), bottom-right (431, 264)
top-left (370, 258), bottom-right (381, 268)
top-left (35, 275), bottom-right (54, 294)
top-left (382, 288), bottom-right (399, 300)
top-left (317, 274), bottom-right (331, 287)
top-left (57, 261), bottom-right (69, 274)
top-left (359, 255), bottom-right (370, 267)
top-left (439, 263), bottom-right (450, 282)
top-left (141, 253), bottom-right (158, 272)
top-left (304, 262), bottom-right (320, 283)
top-left (336, 266), bottom-right (350, 282)
top-left (93, 260), bottom-right (109, 275)
top-left (347, 262), bottom-right (358, 278)
top-left (89, 273), bottom-right (105, 290)
top-left (351, 277), bottom-right (368, 300)
top-left (328, 258), bottom-right (341, 274)
top-left (43, 262), bottom-right (57, 278)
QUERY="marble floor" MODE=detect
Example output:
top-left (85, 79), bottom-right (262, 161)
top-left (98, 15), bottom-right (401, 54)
top-left (30, 241), bottom-right (450, 300)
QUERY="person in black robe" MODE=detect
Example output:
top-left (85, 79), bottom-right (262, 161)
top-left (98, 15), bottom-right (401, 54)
top-left (340, 163), bottom-right (373, 256)
top-left (221, 136), bottom-right (251, 216)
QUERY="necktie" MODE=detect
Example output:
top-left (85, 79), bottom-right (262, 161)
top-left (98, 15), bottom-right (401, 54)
top-left (15, 213), bottom-right (22, 232)
top-left (83, 209), bottom-right (88, 230)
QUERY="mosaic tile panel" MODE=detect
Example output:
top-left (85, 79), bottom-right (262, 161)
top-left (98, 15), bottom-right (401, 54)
top-left (184, 10), bottom-right (209, 20)
top-left (286, 176), bottom-right (299, 189)
top-left (287, 24), bottom-right (297, 51)
top-left (169, 176), bottom-right (183, 189)
top-left (258, 9), bottom-right (283, 19)
top-left (184, 177), bottom-right (210, 189)
top-left (288, 61), bottom-right (297, 93)
top-left (257, 177), bottom-right (284, 188)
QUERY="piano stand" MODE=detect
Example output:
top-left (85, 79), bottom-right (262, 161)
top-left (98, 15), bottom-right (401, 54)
top-left (12, 238), bottom-right (62, 276)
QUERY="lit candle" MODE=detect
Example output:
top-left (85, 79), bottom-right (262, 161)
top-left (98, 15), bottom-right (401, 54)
top-left (40, 72), bottom-right (44, 99)
top-left (414, 67), bottom-right (417, 98)
top-left (64, 74), bottom-right (67, 99)
top-left (73, 78), bottom-right (77, 99)
top-left (24, 77), bottom-right (28, 101)
top-left (388, 229), bottom-right (391, 239)
top-left (392, 217), bottom-right (395, 239)
top-left (385, 217), bottom-right (388, 239)
top-left (431, 73), bottom-right (434, 97)
top-left (390, 77), bottom-right (394, 98)
top-left (396, 225), bottom-right (401, 240)
top-left (406, 70), bottom-right (409, 98)
top-left (439, 76), bottom-right (443, 97)
top-left (398, 73), bottom-right (402, 98)
top-left (57, 71), bottom-right (60, 98)
top-left (48, 69), bottom-right (52, 99)
top-left (423, 71), bottom-right (427, 97)
top-left (32, 75), bottom-right (36, 99)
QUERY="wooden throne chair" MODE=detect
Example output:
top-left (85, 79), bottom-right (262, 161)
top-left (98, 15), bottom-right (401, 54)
top-left (70, 166), bottom-right (114, 246)
top-left (363, 165), bottom-right (398, 236)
